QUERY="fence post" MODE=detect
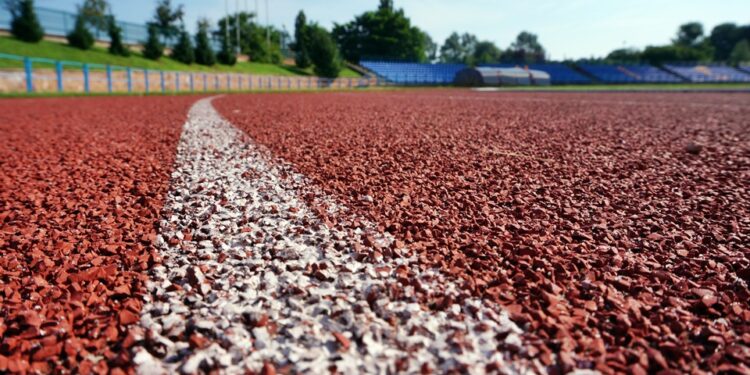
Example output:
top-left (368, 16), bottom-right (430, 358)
top-left (190, 73), bottom-right (194, 92)
top-left (160, 70), bottom-right (165, 93)
top-left (106, 65), bottom-right (112, 93)
top-left (176, 72), bottom-right (180, 92)
top-left (126, 67), bottom-right (132, 93)
top-left (226, 74), bottom-right (231, 91)
top-left (24, 57), bottom-right (33, 93)
top-left (214, 75), bottom-right (219, 90)
top-left (203, 74), bottom-right (207, 92)
top-left (238, 74), bottom-right (242, 91)
top-left (145, 69), bottom-right (150, 93)
top-left (249, 75), bottom-right (253, 90)
top-left (83, 63), bottom-right (90, 94)
top-left (55, 61), bottom-right (63, 93)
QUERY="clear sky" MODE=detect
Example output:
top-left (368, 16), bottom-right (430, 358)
top-left (36, 0), bottom-right (750, 60)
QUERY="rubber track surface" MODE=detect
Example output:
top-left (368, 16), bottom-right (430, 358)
top-left (0, 96), bottom-right (196, 373)
top-left (215, 90), bottom-right (750, 373)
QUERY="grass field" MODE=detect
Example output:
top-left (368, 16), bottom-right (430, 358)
top-left (0, 36), bottom-right (361, 77)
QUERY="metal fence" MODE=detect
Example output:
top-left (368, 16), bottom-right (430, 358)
top-left (0, 53), bottom-right (378, 95)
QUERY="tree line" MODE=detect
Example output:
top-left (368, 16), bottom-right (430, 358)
top-left (4, 0), bottom-right (288, 68)
top-left (599, 22), bottom-right (750, 65)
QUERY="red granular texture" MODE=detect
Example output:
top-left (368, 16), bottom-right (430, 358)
top-left (216, 90), bottom-right (750, 374)
top-left (0, 96), bottom-right (195, 373)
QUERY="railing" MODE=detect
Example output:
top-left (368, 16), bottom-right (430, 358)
top-left (0, 53), bottom-right (377, 95)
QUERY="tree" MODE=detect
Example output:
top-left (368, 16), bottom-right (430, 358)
top-left (106, 15), bottom-right (129, 56)
top-left (217, 37), bottom-right (237, 65)
top-left (6, 0), bottom-right (44, 42)
top-left (215, 12), bottom-right (282, 64)
top-left (729, 40), bottom-right (750, 64)
top-left (332, 0), bottom-right (427, 63)
top-left (423, 33), bottom-right (437, 62)
top-left (292, 11), bottom-right (312, 68)
top-left (470, 41), bottom-right (502, 65)
top-left (79, 0), bottom-right (109, 36)
top-left (606, 48), bottom-right (642, 64)
top-left (142, 25), bottom-right (164, 60)
top-left (171, 28), bottom-right (194, 64)
top-left (149, 0), bottom-right (184, 44)
top-left (308, 25), bottom-right (341, 78)
top-left (439, 32), bottom-right (482, 64)
top-left (194, 19), bottom-right (216, 66)
top-left (674, 22), bottom-right (704, 47)
top-left (504, 31), bottom-right (545, 63)
top-left (710, 23), bottom-right (742, 61)
top-left (67, 12), bottom-right (95, 50)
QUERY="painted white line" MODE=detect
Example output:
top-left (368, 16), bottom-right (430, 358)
top-left (133, 97), bottom-right (533, 374)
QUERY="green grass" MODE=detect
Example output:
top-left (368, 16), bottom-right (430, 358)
top-left (482, 82), bottom-right (750, 91)
top-left (0, 36), bottom-right (361, 77)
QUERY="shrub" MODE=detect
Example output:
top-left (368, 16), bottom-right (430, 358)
top-left (194, 20), bottom-right (216, 66)
top-left (107, 15), bottom-right (130, 56)
top-left (308, 26), bottom-right (341, 78)
top-left (142, 25), bottom-right (164, 60)
top-left (9, 0), bottom-right (44, 42)
top-left (171, 28), bottom-right (195, 64)
top-left (67, 14), bottom-right (95, 50)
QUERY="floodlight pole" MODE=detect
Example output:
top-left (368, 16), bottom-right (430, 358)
top-left (236, 0), bottom-right (241, 55)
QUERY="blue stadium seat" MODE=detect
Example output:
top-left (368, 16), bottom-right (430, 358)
top-left (480, 63), bottom-right (591, 85)
top-left (360, 61), bottom-right (466, 85)
top-left (577, 64), bottom-right (682, 83)
top-left (664, 64), bottom-right (750, 83)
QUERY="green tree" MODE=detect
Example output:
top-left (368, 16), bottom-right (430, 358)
top-left (6, 0), bottom-right (44, 42)
top-left (439, 32), bottom-right (464, 63)
top-left (729, 40), bottom-right (750, 64)
top-left (332, 0), bottom-right (427, 63)
top-left (149, 0), bottom-right (184, 43)
top-left (67, 12), bottom-right (95, 50)
top-left (606, 48), bottom-right (642, 64)
top-left (217, 37), bottom-right (237, 65)
top-left (142, 24), bottom-right (164, 60)
top-left (674, 22), bottom-right (704, 47)
top-left (215, 12), bottom-right (282, 64)
top-left (504, 31), bottom-right (545, 63)
top-left (171, 27), bottom-right (194, 64)
top-left (470, 40), bottom-right (502, 65)
top-left (308, 25), bottom-right (341, 78)
top-left (710, 23), bottom-right (742, 61)
top-left (194, 19), bottom-right (216, 66)
top-left (423, 32), bottom-right (437, 62)
top-left (106, 15), bottom-right (129, 56)
top-left (79, 0), bottom-right (109, 36)
top-left (292, 11), bottom-right (312, 68)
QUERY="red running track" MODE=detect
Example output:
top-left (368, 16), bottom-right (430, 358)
top-left (0, 96), bottom-right (196, 373)
top-left (215, 90), bottom-right (750, 374)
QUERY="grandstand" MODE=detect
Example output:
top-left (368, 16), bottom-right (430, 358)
top-left (577, 64), bottom-right (683, 83)
top-left (480, 63), bottom-right (591, 85)
top-left (664, 64), bottom-right (750, 83)
top-left (740, 65), bottom-right (750, 74)
top-left (360, 61), bottom-right (466, 85)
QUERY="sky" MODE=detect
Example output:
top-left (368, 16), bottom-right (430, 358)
top-left (36, 0), bottom-right (750, 60)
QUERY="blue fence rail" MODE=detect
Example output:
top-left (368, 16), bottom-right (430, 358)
top-left (0, 53), bottom-right (377, 94)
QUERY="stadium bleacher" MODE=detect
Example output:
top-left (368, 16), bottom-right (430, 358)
top-left (577, 64), bottom-right (683, 83)
top-left (360, 61), bottom-right (466, 85)
top-left (664, 64), bottom-right (750, 83)
top-left (480, 63), bottom-right (591, 85)
top-left (739, 65), bottom-right (750, 74)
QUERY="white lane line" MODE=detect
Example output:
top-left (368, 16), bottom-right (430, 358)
top-left (132, 97), bottom-right (534, 374)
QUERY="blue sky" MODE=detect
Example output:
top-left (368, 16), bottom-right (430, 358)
top-left (37, 0), bottom-right (750, 60)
